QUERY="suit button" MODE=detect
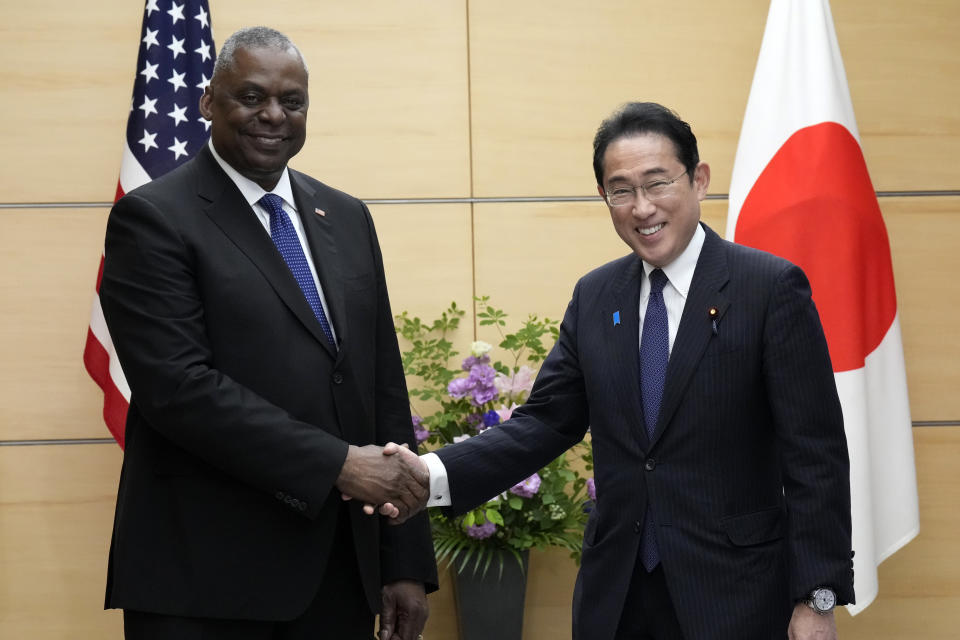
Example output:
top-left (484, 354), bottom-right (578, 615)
top-left (275, 491), bottom-right (285, 501)
top-left (634, 520), bottom-right (642, 534)
top-left (644, 458), bottom-right (656, 471)
top-left (332, 372), bottom-right (344, 384)
top-left (299, 502), bottom-right (308, 512)
top-left (284, 495), bottom-right (293, 504)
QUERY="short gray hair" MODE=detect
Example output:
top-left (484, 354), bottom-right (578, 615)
top-left (213, 26), bottom-right (308, 81)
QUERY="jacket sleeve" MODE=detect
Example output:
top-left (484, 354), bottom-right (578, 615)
top-left (762, 264), bottom-right (855, 604)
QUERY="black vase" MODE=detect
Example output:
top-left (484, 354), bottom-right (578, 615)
top-left (450, 550), bottom-right (530, 640)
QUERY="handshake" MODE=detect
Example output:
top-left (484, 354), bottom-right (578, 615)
top-left (335, 442), bottom-right (430, 524)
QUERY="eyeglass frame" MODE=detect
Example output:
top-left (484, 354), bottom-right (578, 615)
top-left (603, 169), bottom-right (690, 206)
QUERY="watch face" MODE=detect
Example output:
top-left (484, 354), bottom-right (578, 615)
top-left (813, 588), bottom-right (836, 612)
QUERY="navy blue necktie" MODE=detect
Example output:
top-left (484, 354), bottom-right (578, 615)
top-left (259, 193), bottom-right (336, 349)
top-left (639, 268), bottom-right (669, 571)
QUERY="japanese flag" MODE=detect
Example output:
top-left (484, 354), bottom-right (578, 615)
top-left (726, 0), bottom-right (919, 614)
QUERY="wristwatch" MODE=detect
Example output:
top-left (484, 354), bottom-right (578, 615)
top-left (803, 587), bottom-right (837, 615)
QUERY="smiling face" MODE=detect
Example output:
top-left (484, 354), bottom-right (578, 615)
top-left (199, 45), bottom-right (308, 190)
top-left (597, 133), bottom-right (710, 268)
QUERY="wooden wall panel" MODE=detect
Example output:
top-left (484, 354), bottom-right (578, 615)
top-left (0, 209), bottom-right (109, 441)
top-left (883, 197), bottom-right (960, 420)
top-left (0, 444), bottom-right (123, 638)
top-left (468, 0), bottom-right (960, 198)
top-left (0, 0), bottom-right (141, 203)
top-left (832, 0), bottom-right (960, 192)
top-left (369, 203), bottom-right (475, 322)
top-left (0, 0), bottom-right (469, 203)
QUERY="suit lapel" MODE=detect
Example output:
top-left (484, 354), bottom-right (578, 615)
top-left (290, 171), bottom-right (346, 359)
top-left (605, 256), bottom-right (650, 450)
top-left (650, 224), bottom-right (731, 447)
top-left (196, 149), bottom-right (337, 355)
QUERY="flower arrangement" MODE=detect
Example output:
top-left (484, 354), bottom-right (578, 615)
top-left (395, 297), bottom-right (594, 575)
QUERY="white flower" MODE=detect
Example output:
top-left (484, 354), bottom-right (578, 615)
top-left (470, 340), bottom-right (493, 357)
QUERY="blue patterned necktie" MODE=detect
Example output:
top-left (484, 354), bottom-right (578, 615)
top-left (259, 193), bottom-right (336, 349)
top-left (639, 268), bottom-right (669, 571)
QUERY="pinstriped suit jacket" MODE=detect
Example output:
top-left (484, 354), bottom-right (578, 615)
top-left (436, 223), bottom-right (854, 639)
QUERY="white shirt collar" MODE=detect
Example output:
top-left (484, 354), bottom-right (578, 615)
top-left (208, 140), bottom-right (297, 211)
top-left (642, 222), bottom-right (706, 298)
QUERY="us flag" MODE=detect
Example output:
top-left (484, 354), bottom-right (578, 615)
top-left (83, 0), bottom-right (215, 447)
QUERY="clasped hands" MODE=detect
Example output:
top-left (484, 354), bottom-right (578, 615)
top-left (336, 442), bottom-right (428, 523)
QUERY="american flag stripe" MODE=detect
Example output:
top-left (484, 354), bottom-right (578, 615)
top-left (83, 0), bottom-right (215, 447)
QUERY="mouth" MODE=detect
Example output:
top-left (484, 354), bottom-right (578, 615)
top-left (246, 133), bottom-right (287, 149)
top-left (638, 222), bottom-right (665, 236)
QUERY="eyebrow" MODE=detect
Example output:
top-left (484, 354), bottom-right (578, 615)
top-left (606, 167), bottom-right (669, 185)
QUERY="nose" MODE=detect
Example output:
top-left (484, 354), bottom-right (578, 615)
top-left (631, 191), bottom-right (657, 217)
top-left (258, 97), bottom-right (285, 123)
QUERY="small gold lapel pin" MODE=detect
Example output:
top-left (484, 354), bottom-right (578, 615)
top-left (708, 307), bottom-right (719, 335)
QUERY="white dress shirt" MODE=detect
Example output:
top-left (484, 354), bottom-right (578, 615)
top-left (208, 141), bottom-right (337, 343)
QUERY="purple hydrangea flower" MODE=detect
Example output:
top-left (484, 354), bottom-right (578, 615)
top-left (509, 473), bottom-right (542, 498)
top-left (447, 376), bottom-right (472, 399)
top-left (466, 412), bottom-right (483, 427)
top-left (467, 364), bottom-right (498, 407)
top-left (461, 354), bottom-right (491, 371)
top-left (586, 477), bottom-right (597, 501)
top-left (412, 416), bottom-right (430, 444)
top-left (465, 520), bottom-right (497, 540)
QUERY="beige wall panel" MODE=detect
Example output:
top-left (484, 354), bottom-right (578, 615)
top-left (369, 204), bottom-right (474, 323)
top-left (834, 426), bottom-right (959, 638)
top-left (0, 0), bottom-right (140, 203)
top-left (0, 209), bottom-right (109, 441)
top-left (1, 1), bottom-right (469, 203)
top-left (833, 0), bottom-right (960, 191)
top-left (0, 444), bottom-right (122, 638)
top-left (882, 197), bottom-right (960, 420)
top-left (468, 0), bottom-right (960, 198)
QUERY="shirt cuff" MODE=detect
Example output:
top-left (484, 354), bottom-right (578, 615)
top-left (421, 452), bottom-right (452, 506)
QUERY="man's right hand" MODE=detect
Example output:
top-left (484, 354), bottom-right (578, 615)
top-left (335, 443), bottom-right (429, 522)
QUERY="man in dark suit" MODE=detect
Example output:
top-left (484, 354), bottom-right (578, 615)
top-left (382, 102), bottom-right (854, 639)
top-left (100, 26), bottom-right (436, 640)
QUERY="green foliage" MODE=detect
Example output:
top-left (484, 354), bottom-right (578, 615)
top-left (395, 298), bottom-right (593, 575)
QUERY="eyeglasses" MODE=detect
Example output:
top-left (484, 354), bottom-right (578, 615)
top-left (604, 170), bottom-right (689, 206)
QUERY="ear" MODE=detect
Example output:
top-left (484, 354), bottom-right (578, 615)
top-left (693, 162), bottom-right (711, 201)
top-left (596, 184), bottom-right (607, 201)
top-left (198, 86), bottom-right (214, 121)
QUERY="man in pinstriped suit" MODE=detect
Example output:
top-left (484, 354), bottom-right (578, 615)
top-left (381, 102), bottom-right (855, 639)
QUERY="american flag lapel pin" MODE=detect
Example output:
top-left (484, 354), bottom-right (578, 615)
top-left (612, 310), bottom-right (621, 326)
top-left (314, 207), bottom-right (326, 217)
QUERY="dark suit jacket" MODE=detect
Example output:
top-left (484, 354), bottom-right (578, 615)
top-left (436, 224), bottom-right (854, 640)
top-left (100, 146), bottom-right (437, 620)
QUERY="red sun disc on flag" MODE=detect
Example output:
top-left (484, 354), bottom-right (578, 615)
top-left (734, 122), bottom-right (897, 372)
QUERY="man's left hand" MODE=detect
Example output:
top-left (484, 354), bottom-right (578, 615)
top-left (379, 580), bottom-right (428, 640)
top-left (788, 603), bottom-right (837, 640)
